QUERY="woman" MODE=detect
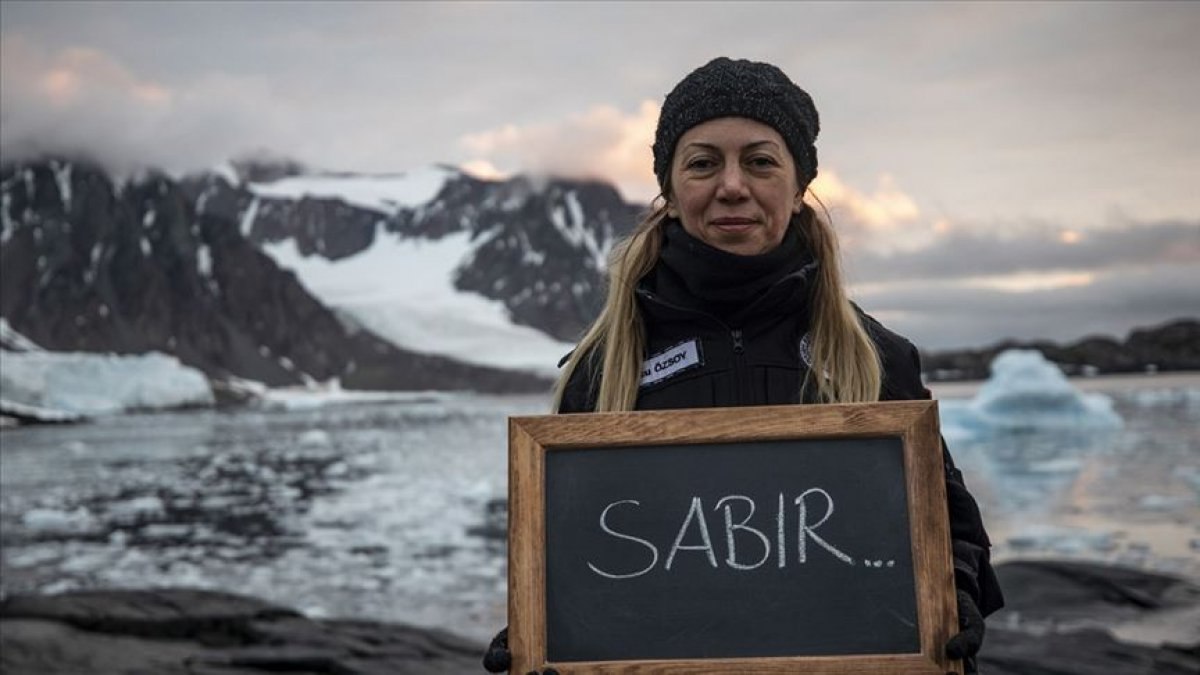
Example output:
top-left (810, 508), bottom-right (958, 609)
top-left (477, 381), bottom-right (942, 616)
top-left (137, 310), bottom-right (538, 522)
top-left (485, 56), bottom-right (1003, 673)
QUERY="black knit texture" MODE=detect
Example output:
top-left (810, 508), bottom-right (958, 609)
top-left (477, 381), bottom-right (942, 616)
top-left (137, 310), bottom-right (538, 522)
top-left (653, 57), bottom-right (820, 191)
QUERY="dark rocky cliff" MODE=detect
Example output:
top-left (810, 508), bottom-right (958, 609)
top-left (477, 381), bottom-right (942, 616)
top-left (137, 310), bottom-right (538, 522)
top-left (0, 159), bottom-right (548, 393)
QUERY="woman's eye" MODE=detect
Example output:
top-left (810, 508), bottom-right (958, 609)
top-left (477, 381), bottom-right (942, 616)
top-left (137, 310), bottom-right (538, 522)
top-left (748, 156), bottom-right (779, 168)
top-left (685, 157), bottom-right (717, 170)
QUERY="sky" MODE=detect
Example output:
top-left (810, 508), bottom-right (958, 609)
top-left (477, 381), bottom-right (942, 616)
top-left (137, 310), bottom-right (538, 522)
top-left (1, 0), bottom-right (1197, 350)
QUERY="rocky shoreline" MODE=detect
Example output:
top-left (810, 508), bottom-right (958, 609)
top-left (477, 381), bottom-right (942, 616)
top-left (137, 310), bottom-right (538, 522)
top-left (2, 560), bottom-right (1197, 674)
top-left (0, 588), bottom-right (482, 674)
top-left (980, 560), bottom-right (1199, 675)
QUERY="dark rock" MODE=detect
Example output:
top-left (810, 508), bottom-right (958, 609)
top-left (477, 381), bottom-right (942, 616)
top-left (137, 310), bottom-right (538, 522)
top-left (4, 560), bottom-right (1198, 674)
top-left (979, 560), bottom-right (1200, 675)
top-left (922, 319), bottom-right (1200, 381)
top-left (229, 156), bottom-right (308, 184)
top-left (982, 627), bottom-right (1199, 675)
top-left (0, 588), bottom-right (483, 675)
top-left (1128, 320), bottom-right (1200, 372)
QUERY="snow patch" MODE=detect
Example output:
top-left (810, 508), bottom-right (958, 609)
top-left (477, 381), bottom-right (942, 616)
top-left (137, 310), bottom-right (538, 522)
top-left (212, 162), bottom-right (240, 186)
top-left (548, 190), bottom-right (608, 270)
top-left (196, 186), bottom-right (212, 214)
top-left (52, 161), bottom-right (73, 210)
top-left (1, 191), bottom-right (13, 244)
top-left (197, 244), bottom-right (212, 277)
top-left (246, 166), bottom-right (455, 215)
top-left (240, 198), bottom-right (260, 238)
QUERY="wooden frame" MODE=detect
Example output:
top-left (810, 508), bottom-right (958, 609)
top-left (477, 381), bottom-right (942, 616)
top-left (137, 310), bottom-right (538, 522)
top-left (509, 400), bottom-right (960, 675)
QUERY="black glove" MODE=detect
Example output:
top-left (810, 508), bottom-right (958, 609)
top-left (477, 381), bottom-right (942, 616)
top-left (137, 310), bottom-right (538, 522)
top-left (482, 626), bottom-right (511, 673)
top-left (945, 589), bottom-right (984, 674)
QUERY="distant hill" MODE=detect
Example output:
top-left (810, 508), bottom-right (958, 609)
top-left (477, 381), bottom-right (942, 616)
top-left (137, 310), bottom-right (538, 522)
top-left (921, 318), bottom-right (1200, 381)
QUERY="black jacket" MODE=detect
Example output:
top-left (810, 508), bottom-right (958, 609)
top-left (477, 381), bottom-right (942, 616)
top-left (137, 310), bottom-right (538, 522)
top-left (557, 235), bottom-right (1004, 616)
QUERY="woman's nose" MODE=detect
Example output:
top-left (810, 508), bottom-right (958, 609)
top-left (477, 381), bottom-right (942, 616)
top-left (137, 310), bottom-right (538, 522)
top-left (716, 166), bottom-right (749, 201)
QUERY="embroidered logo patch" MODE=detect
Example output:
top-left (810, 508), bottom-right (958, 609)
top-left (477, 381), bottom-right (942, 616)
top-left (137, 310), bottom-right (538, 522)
top-left (640, 339), bottom-right (703, 387)
top-left (799, 331), bottom-right (813, 368)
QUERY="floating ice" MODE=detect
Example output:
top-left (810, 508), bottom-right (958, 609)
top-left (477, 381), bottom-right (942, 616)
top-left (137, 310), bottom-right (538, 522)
top-left (107, 496), bottom-right (165, 523)
top-left (297, 429), bottom-right (332, 447)
top-left (942, 349), bottom-right (1122, 435)
top-left (21, 507), bottom-right (99, 535)
top-left (258, 382), bottom-right (450, 411)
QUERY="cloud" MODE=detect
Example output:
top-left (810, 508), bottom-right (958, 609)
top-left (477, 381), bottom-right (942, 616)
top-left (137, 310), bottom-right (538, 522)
top-left (843, 216), bottom-right (1200, 285)
top-left (459, 100), bottom-right (661, 203)
top-left (807, 170), bottom-right (926, 253)
top-left (0, 35), bottom-right (297, 175)
top-left (810, 171), bottom-right (920, 231)
top-left (457, 104), bottom-right (938, 227)
top-left (842, 215), bottom-right (1200, 348)
top-left (853, 263), bottom-right (1199, 350)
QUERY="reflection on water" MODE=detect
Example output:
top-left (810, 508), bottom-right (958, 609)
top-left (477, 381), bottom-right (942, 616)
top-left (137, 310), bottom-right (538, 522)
top-left (973, 429), bottom-right (1112, 513)
top-left (947, 383), bottom-right (1200, 569)
top-left (1, 379), bottom-right (1198, 642)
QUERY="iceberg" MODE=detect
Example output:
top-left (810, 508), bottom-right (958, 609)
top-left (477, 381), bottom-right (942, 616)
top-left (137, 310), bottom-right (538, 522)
top-left (0, 350), bottom-right (214, 418)
top-left (941, 349), bottom-right (1122, 435)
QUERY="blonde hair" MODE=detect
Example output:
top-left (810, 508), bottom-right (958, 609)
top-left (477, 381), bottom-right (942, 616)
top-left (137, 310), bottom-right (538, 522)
top-left (552, 198), bottom-right (881, 412)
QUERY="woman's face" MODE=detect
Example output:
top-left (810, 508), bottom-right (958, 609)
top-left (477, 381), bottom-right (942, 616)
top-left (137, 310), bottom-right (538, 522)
top-left (667, 117), bottom-right (803, 256)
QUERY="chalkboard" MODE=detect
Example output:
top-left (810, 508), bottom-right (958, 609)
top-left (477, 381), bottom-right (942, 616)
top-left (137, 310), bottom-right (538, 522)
top-left (508, 401), bottom-right (961, 675)
top-left (545, 437), bottom-right (915, 661)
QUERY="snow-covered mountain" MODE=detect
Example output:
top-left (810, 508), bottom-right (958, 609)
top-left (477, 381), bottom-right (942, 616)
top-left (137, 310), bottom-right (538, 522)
top-left (0, 156), bottom-right (640, 394)
top-left (185, 160), bottom-right (639, 344)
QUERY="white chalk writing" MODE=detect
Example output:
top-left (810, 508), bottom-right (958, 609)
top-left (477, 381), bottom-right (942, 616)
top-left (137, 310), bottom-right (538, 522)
top-left (588, 489), bottom-right (865, 579)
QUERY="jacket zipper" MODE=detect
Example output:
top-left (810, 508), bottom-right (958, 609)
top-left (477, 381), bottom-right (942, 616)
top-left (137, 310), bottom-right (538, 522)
top-left (636, 289), bottom-right (756, 405)
top-left (730, 328), bottom-right (750, 405)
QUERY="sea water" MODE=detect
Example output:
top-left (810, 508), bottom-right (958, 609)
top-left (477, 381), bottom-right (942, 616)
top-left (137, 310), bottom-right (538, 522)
top-left (1, 374), bottom-right (1197, 643)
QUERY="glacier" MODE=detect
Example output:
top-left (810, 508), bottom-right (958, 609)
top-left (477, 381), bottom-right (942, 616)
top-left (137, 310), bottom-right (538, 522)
top-left (261, 229), bottom-right (575, 378)
top-left (0, 349), bottom-right (214, 418)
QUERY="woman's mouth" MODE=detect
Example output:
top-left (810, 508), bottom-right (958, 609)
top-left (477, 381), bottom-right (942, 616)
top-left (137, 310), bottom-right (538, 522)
top-left (710, 218), bottom-right (757, 233)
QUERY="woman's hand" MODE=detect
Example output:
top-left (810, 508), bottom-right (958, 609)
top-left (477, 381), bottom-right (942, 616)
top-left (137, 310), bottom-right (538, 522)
top-left (945, 589), bottom-right (985, 674)
top-left (482, 626), bottom-right (511, 673)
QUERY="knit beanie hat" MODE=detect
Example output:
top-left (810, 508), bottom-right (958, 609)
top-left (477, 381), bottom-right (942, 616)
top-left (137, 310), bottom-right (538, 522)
top-left (652, 57), bottom-right (820, 191)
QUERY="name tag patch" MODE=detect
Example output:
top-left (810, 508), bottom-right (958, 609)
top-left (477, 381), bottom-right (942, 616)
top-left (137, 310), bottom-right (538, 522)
top-left (640, 339), bottom-right (703, 388)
